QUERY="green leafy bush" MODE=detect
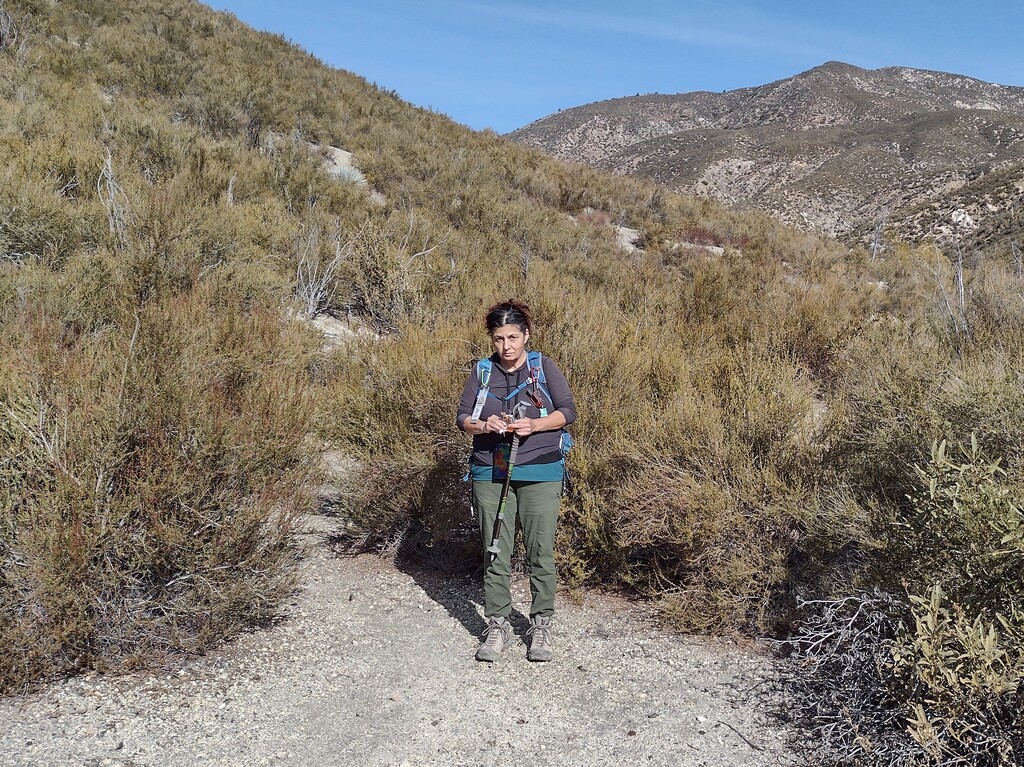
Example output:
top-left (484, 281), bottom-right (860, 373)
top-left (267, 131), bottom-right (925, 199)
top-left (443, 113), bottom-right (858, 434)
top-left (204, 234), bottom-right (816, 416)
top-left (899, 588), bottom-right (1022, 764)
top-left (783, 437), bottom-right (1024, 766)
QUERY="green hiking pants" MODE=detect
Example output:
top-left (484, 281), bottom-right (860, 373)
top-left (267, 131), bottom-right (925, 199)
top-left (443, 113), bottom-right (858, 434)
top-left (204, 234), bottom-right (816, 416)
top-left (473, 479), bottom-right (561, 620)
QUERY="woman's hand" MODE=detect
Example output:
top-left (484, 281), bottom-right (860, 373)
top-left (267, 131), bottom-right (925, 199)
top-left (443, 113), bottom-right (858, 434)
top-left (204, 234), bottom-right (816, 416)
top-left (509, 417), bottom-right (536, 436)
top-left (481, 414), bottom-right (510, 435)
top-left (471, 410), bottom-right (562, 437)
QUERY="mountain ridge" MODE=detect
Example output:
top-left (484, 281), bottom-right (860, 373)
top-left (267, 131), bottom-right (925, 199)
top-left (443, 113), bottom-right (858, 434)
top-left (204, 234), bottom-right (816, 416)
top-left (509, 62), bottom-right (1024, 249)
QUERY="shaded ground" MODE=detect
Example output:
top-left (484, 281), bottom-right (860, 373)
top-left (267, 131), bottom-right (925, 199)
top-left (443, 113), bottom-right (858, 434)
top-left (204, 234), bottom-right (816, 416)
top-left (0, 515), bottom-right (793, 767)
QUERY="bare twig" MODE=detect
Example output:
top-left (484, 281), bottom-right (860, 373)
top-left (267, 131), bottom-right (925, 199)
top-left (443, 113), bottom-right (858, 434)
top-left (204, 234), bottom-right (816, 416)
top-left (404, 233), bottom-right (451, 269)
top-left (924, 249), bottom-right (969, 347)
top-left (97, 150), bottom-right (130, 250)
top-left (954, 244), bottom-right (966, 324)
top-left (398, 206), bottom-right (415, 254)
top-left (295, 221), bottom-right (355, 318)
top-left (117, 314), bottom-right (141, 412)
top-left (0, 2), bottom-right (18, 52)
top-left (513, 230), bottom-right (532, 279)
top-left (775, 591), bottom-right (913, 767)
top-left (198, 259), bottom-right (223, 279)
top-left (2, 398), bottom-right (83, 487)
top-left (714, 720), bottom-right (764, 752)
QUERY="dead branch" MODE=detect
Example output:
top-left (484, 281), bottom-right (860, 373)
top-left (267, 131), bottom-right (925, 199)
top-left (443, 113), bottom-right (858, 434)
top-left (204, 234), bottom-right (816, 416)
top-left (97, 150), bottom-right (131, 250)
top-left (0, 3), bottom-right (17, 52)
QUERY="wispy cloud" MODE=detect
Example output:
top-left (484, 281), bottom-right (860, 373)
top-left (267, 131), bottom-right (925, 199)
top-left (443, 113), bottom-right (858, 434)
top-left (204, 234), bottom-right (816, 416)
top-left (452, 0), bottom-right (841, 60)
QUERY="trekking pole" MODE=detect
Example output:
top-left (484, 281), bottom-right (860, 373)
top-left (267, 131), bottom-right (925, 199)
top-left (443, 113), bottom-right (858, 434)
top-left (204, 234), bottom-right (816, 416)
top-left (487, 402), bottom-right (526, 562)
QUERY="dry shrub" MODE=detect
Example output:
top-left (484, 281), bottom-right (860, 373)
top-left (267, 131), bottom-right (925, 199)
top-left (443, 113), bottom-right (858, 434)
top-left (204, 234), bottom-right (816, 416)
top-left (784, 589), bottom-right (1023, 767)
top-left (0, 176), bottom-right (104, 267)
top-left (782, 436), bottom-right (1024, 766)
top-left (780, 591), bottom-right (913, 765)
top-left (610, 459), bottom-right (796, 633)
top-left (576, 207), bottom-right (612, 226)
top-left (959, 257), bottom-right (1024, 353)
top-left (680, 225), bottom-right (724, 247)
top-left (317, 320), bottom-right (473, 555)
top-left (834, 335), bottom-right (1024, 509)
top-left (0, 286), bottom-right (316, 691)
top-left (594, 342), bottom-right (819, 633)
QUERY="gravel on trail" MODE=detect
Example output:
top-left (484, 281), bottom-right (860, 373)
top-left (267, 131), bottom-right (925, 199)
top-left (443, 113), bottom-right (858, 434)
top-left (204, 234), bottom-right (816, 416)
top-left (0, 514), bottom-right (794, 767)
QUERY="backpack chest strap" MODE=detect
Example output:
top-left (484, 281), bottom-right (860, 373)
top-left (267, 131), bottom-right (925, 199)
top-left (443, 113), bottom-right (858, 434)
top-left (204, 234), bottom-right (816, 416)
top-left (473, 353), bottom-right (553, 417)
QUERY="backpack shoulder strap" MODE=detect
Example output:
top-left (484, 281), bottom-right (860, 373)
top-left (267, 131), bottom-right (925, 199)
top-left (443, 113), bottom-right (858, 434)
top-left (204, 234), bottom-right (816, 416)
top-left (469, 358), bottom-right (494, 423)
top-left (527, 351), bottom-right (545, 384)
top-left (475, 357), bottom-right (493, 388)
top-left (525, 350), bottom-right (554, 412)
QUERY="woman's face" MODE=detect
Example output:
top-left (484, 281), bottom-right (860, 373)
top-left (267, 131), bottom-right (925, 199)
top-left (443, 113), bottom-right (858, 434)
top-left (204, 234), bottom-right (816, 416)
top-left (490, 323), bottom-right (529, 369)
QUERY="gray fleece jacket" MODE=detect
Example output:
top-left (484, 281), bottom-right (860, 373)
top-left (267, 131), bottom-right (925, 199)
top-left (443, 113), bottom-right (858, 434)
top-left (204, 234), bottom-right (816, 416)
top-left (456, 353), bottom-right (576, 467)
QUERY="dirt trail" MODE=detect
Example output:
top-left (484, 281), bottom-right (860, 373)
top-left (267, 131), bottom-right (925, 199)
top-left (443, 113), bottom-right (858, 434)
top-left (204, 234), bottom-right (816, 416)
top-left (0, 515), bottom-right (793, 767)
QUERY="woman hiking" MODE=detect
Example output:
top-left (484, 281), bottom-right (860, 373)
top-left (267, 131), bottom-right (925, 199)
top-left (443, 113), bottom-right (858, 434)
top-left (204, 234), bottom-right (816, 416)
top-left (457, 299), bottom-right (576, 662)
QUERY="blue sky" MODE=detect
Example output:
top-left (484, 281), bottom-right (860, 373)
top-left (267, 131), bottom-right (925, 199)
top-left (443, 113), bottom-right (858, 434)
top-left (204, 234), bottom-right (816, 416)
top-left (206, 1), bottom-right (1024, 133)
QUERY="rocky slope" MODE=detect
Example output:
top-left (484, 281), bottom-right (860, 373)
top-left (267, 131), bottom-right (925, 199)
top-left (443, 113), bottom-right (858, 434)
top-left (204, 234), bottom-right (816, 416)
top-left (510, 62), bottom-right (1024, 249)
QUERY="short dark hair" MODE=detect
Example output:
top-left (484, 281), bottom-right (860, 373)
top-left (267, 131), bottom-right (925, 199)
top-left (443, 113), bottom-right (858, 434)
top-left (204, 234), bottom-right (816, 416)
top-left (484, 299), bottom-right (532, 335)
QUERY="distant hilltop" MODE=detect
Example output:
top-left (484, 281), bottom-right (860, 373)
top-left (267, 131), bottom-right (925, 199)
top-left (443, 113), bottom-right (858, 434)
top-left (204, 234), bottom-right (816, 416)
top-left (510, 62), bottom-right (1024, 251)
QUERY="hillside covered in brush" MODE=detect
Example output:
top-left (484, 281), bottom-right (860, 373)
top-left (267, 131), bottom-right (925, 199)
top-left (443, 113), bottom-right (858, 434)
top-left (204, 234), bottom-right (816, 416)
top-left (511, 61), bottom-right (1024, 252)
top-left (0, 2), bottom-right (1021, 763)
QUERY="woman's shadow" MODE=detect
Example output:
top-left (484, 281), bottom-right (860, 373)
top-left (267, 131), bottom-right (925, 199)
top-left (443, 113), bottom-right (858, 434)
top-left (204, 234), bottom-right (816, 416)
top-left (391, 459), bottom-right (531, 642)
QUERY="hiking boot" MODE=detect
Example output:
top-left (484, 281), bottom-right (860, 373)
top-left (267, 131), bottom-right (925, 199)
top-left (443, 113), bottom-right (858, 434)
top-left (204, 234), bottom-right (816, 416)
top-left (476, 616), bottom-right (512, 662)
top-left (527, 615), bottom-right (554, 662)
